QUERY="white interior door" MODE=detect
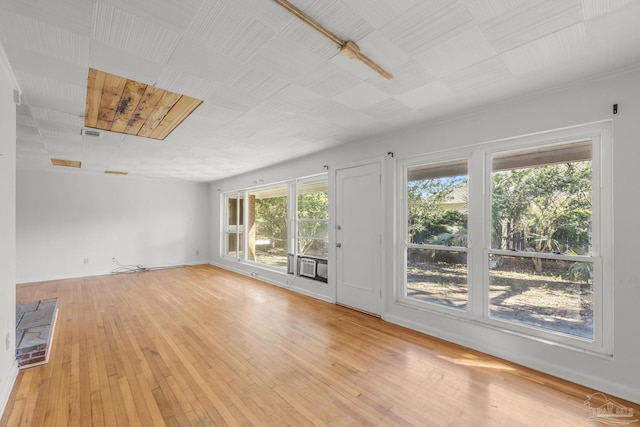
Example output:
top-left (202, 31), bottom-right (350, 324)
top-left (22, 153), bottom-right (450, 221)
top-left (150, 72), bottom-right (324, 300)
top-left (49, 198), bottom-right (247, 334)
top-left (335, 162), bottom-right (382, 315)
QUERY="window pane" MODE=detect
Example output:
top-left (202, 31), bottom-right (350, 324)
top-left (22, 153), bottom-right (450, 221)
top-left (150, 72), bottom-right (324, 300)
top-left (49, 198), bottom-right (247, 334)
top-left (297, 179), bottom-right (329, 260)
top-left (227, 196), bottom-right (244, 226)
top-left (407, 160), bottom-right (468, 247)
top-left (491, 141), bottom-right (592, 255)
top-left (225, 195), bottom-right (244, 258)
top-left (406, 248), bottom-right (468, 309)
top-left (298, 221), bottom-right (328, 238)
top-left (248, 187), bottom-right (288, 268)
top-left (489, 254), bottom-right (593, 339)
top-left (298, 240), bottom-right (328, 258)
top-left (225, 232), bottom-right (244, 258)
top-left (298, 182), bottom-right (328, 219)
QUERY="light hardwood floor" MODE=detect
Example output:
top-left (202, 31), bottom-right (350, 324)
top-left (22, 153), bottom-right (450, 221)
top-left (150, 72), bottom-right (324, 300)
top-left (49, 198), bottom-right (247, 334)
top-left (1, 265), bottom-right (637, 426)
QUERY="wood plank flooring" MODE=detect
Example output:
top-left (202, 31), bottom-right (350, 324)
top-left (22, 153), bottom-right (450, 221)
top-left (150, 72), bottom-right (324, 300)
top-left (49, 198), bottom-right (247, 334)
top-left (2, 265), bottom-right (637, 426)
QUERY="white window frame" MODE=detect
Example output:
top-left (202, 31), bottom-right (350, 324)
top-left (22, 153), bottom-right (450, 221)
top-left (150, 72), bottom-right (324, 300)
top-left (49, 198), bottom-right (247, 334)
top-left (222, 191), bottom-right (244, 262)
top-left (400, 155), bottom-right (473, 317)
top-left (244, 182), bottom-right (292, 271)
top-left (397, 121), bottom-right (613, 356)
top-left (295, 174), bottom-right (329, 263)
top-left (221, 173), bottom-right (329, 281)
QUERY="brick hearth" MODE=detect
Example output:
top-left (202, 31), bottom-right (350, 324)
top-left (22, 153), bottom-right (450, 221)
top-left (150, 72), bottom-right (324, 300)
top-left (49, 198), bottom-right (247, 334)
top-left (15, 298), bottom-right (57, 368)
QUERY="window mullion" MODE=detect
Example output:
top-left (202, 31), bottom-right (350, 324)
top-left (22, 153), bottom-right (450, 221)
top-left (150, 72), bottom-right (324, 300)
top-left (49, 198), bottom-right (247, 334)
top-left (469, 149), bottom-right (486, 319)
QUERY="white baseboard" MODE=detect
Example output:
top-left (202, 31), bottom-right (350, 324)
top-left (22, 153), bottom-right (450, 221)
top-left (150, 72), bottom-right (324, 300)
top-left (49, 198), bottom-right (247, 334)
top-left (385, 314), bottom-right (640, 405)
top-left (17, 261), bottom-right (211, 285)
top-left (0, 359), bottom-right (19, 420)
top-left (208, 261), bottom-right (333, 303)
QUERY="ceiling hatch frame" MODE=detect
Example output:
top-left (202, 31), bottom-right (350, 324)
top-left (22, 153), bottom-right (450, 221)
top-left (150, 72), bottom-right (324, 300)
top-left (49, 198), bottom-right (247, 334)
top-left (84, 68), bottom-right (203, 141)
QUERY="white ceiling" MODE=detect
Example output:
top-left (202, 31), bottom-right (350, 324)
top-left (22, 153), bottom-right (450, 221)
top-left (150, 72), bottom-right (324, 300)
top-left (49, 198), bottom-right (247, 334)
top-left (2, 0), bottom-right (640, 182)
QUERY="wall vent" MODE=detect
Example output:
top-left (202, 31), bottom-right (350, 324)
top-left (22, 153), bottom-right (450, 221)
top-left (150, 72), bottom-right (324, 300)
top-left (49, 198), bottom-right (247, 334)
top-left (299, 258), bottom-right (317, 278)
top-left (81, 128), bottom-right (102, 138)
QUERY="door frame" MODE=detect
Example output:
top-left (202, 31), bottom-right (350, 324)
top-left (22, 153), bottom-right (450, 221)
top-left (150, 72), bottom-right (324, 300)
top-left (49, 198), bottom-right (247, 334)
top-left (329, 157), bottom-right (386, 315)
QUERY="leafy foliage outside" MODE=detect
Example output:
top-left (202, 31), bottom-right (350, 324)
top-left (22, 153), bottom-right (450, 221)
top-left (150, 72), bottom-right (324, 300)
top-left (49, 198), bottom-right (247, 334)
top-left (251, 187), bottom-right (329, 263)
top-left (255, 195), bottom-right (288, 249)
top-left (408, 176), bottom-right (468, 246)
top-left (408, 161), bottom-right (592, 274)
top-left (297, 190), bottom-right (329, 257)
top-left (492, 162), bottom-right (592, 260)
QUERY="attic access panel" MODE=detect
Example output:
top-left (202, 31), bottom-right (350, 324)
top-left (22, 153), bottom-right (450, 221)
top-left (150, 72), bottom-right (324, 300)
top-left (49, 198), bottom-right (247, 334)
top-left (84, 68), bottom-right (203, 141)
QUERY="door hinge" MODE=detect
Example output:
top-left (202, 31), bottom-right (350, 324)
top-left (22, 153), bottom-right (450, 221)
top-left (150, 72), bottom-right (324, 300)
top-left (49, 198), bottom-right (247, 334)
top-left (379, 289), bottom-right (382, 297)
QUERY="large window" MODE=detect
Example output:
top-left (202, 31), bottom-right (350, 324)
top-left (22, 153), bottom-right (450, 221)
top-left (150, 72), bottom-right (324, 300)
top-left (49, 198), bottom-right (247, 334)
top-left (406, 160), bottom-right (468, 309)
top-left (248, 185), bottom-right (289, 268)
top-left (225, 194), bottom-right (244, 259)
top-left (222, 174), bottom-right (329, 277)
top-left (399, 122), bottom-right (611, 353)
top-left (489, 141), bottom-right (594, 339)
top-left (296, 179), bottom-right (329, 259)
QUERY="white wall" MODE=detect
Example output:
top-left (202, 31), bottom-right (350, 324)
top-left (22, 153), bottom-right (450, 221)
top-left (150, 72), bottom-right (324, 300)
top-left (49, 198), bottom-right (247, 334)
top-left (210, 67), bottom-right (640, 403)
top-left (0, 48), bottom-right (18, 417)
top-left (17, 170), bottom-right (210, 283)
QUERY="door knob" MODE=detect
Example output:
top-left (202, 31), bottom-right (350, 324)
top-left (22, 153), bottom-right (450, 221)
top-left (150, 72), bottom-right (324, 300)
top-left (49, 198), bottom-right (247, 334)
top-left (336, 243), bottom-right (342, 248)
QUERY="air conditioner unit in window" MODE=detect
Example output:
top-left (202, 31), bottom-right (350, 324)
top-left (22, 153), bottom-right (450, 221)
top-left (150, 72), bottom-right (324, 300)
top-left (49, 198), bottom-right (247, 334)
top-left (299, 258), bottom-right (317, 278)
top-left (296, 256), bottom-right (328, 283)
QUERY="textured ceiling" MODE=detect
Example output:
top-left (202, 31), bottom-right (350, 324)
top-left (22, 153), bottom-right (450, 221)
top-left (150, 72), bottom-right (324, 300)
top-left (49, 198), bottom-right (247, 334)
top-left (2, 0), bottom-right (640, 182)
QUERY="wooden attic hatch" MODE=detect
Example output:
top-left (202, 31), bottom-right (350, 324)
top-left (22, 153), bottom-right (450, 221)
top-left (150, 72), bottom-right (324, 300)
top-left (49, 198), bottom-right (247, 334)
top-left (84, 68), bottom-right (202, 140)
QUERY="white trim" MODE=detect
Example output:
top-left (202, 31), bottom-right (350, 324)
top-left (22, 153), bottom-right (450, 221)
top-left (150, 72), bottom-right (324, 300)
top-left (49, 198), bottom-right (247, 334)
top-left (296, 172), bottom-right (328, 186)
top-left (0, 41), bottom-right (20, 93)
top-left (295, 176), bottom-right (329, 265)
top-left (333, 156), bottom-right (385, 172)
top-left (384, 313), bottom-right (638, 404)
top-left (397, 152), bottom-right (472, 316)
top-left (208, 261), bottom-right (333, 303)
top-left (0, 360), bottom-right (19, 419)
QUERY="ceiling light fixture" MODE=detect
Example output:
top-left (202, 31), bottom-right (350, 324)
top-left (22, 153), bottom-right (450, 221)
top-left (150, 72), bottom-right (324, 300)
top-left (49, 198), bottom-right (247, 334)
top-left (276, 0), bottom-right (393, 80)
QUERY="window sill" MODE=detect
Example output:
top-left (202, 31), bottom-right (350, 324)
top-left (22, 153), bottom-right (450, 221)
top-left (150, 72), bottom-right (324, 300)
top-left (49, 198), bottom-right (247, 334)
top-left (394, 297), bottom-right (612, 359)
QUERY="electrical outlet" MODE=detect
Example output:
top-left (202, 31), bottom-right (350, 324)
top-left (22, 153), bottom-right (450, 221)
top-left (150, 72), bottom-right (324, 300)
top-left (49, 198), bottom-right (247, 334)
top-left (5, 332), bottom-right (10, 351)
